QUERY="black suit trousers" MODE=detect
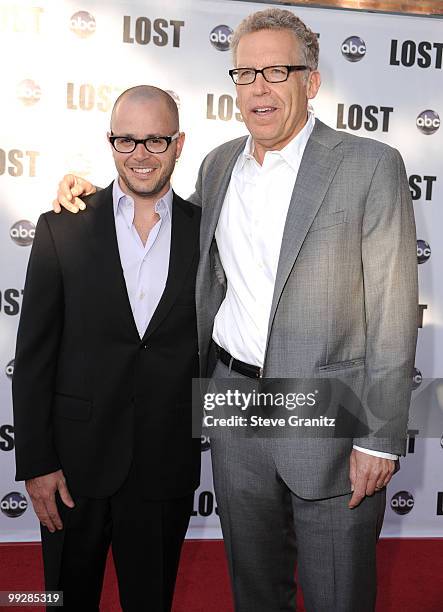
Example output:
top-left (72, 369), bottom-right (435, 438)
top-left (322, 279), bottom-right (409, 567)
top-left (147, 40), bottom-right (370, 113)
top-left (40, 464), bottom-right (193, 612)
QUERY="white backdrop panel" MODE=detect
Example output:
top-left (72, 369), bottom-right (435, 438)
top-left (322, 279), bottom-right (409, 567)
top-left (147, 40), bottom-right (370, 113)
top-left (0, 0), bottom-right (441, 541)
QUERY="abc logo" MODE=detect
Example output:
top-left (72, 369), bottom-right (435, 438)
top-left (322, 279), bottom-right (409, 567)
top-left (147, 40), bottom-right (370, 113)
top-left (17, 79), bottom-right (41, 107)
top-left (201, 435), bottom-right (211, 452)
top-left (5, 359), bottom-right (14, 380)
top-left (417, 239), bottom-right (431, 264)
top-left (390, 491), bottom-right (414, 515)
top-left (165, 90), bottom-right (181, 110)
top-left (10, 220), bottom-right (35, 246)
top-left (70, 11), bottom-right (96, 38)
top-left (0, 492), bottom-right (28, 518)
top-left (341, 36), bottom-right (366, 62)
top-left (412, 367), bottom-right (422, 390)
top-left (416, 110), bottom-right (440, 135)
top-left (210, 25), bottom-right (233, 51)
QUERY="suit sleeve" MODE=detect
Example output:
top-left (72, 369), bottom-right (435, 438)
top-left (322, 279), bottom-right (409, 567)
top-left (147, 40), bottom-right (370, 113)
top-left (353, 146), bottom-right (418, 456)
top-left (13, 214), bottom-right (64, 480)
top-left (188, 158), bottom-right (204, 207)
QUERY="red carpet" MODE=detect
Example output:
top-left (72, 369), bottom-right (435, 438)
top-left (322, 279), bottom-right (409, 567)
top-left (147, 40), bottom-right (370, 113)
top-left (0, 539), bottom-right (442, 611)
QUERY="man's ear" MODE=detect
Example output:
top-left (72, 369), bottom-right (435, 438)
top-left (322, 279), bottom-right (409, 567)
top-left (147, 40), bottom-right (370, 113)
top-left (307, 70), bottom-right (321, 100)
top-left (175, 131), bottom-right (186, 160)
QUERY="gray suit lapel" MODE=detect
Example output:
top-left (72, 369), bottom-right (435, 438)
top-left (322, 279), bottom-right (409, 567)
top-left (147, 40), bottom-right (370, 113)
top-left (266, 121), bottom-right (344, 350)
top-left (200, 137), bottom-right (247, 257)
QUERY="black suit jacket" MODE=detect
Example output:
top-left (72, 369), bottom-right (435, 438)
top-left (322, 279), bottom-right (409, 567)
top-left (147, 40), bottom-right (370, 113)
top-left (13, 184), bottom-right (201, 500)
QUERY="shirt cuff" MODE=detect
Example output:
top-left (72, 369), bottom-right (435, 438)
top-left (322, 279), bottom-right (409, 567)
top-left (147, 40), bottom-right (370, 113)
top-left (352, 445), bottom-right (398, 461)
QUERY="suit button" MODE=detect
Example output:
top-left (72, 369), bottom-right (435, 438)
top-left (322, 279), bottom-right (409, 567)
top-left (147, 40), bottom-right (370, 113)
top-left (141, 343), bottom-right (148, 349)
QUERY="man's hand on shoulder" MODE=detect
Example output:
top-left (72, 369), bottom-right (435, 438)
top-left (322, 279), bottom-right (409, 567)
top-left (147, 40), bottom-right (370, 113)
top-left (52, 174), bottom-right (96, 214)
top-left (25, 469), bottom-right (75, 532)
top-left (348, 448), bottom-right (396, 509)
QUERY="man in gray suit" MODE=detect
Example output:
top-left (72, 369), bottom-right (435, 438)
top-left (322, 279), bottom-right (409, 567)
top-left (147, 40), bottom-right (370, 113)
top-left (54, 8), bottom-right (417, 612)
top-left (190, 10), bottom-right (417, 611)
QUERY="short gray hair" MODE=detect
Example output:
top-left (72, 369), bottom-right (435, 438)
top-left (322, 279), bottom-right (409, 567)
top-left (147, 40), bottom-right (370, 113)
top-left (230, 8), bottom-right (319, 71)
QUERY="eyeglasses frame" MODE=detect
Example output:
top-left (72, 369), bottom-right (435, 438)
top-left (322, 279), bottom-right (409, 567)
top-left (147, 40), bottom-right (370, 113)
top-left (229, 65), bottom-right (309, 85)
top-left (108, 131), bottom-right (180, 154)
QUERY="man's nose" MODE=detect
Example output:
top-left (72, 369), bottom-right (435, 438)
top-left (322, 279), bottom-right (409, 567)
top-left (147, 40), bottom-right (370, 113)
top-left (250, 72), bottom-right (271, 95)
top-left (132, 142), bottom-right (150, 159)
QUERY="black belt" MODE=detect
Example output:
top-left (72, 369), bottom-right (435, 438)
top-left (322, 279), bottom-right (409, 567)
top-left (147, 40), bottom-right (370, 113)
top-left (216, 344), bottom-right (263, 379)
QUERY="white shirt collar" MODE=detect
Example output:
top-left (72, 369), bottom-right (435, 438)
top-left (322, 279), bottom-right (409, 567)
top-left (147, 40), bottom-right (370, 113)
top-left (112, 178), bottom-right (173, 229)
top-left (239, 111), bottom-right (316, 172)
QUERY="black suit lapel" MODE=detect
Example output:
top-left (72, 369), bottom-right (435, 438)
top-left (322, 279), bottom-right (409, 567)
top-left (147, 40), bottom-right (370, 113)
top-left (141, 192), bottom-right (198, 342)
top-left (81, 182), bottom-right (140, 342)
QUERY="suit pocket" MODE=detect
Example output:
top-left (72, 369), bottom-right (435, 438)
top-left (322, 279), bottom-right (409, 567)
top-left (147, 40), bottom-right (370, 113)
top-left (308, 211), bottom-right (346, 232)
top-left (318, 357), bottom-right (365, 372)
top-left (53, 394), bottom-right (92, 421)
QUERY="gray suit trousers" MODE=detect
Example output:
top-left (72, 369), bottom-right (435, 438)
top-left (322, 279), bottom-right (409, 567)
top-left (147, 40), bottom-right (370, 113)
top-left (210, 359), bottom-right (386, 612)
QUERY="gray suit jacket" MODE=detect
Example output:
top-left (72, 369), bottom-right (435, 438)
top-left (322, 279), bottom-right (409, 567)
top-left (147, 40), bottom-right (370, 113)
top-left (191, 119), bottom-right (418, 499)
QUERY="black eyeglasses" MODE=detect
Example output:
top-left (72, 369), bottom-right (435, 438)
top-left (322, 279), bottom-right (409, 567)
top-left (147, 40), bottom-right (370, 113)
top-left (109, 131), bottom-right (180, 154)
top-left (229, 65), bottom-right (308, 85)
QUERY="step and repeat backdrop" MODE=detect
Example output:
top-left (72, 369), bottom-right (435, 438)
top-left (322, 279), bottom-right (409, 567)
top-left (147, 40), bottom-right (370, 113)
top-left (0, 0), bottom-right (441, 541)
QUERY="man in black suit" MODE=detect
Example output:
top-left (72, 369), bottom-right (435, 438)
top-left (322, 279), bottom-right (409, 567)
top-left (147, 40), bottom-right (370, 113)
top-left (13, 86), bottom-right (201, 611)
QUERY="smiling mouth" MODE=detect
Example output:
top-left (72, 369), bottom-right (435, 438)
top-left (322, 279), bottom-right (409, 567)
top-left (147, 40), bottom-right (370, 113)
top-left (131, 167), bottom-right (155, 175)
top-left (252, 107), bottom-right (277, 115)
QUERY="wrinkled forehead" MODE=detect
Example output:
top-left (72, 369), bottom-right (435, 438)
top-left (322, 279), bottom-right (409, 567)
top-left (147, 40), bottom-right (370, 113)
top-left (235, 29), bottom-right (302, 67)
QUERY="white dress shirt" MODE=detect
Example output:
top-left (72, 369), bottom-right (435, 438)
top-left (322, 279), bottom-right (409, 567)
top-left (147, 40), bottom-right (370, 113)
top-left (213, 112), bottom-right (315, 366)
top-left (212, 116), bottom-right (396, 461)
top-left (112, 178), bottom-right (172, 339)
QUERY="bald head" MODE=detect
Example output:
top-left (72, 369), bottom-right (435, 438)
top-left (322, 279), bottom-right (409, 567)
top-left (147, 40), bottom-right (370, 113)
top-left (111, 85), bottom-right (179, 132)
